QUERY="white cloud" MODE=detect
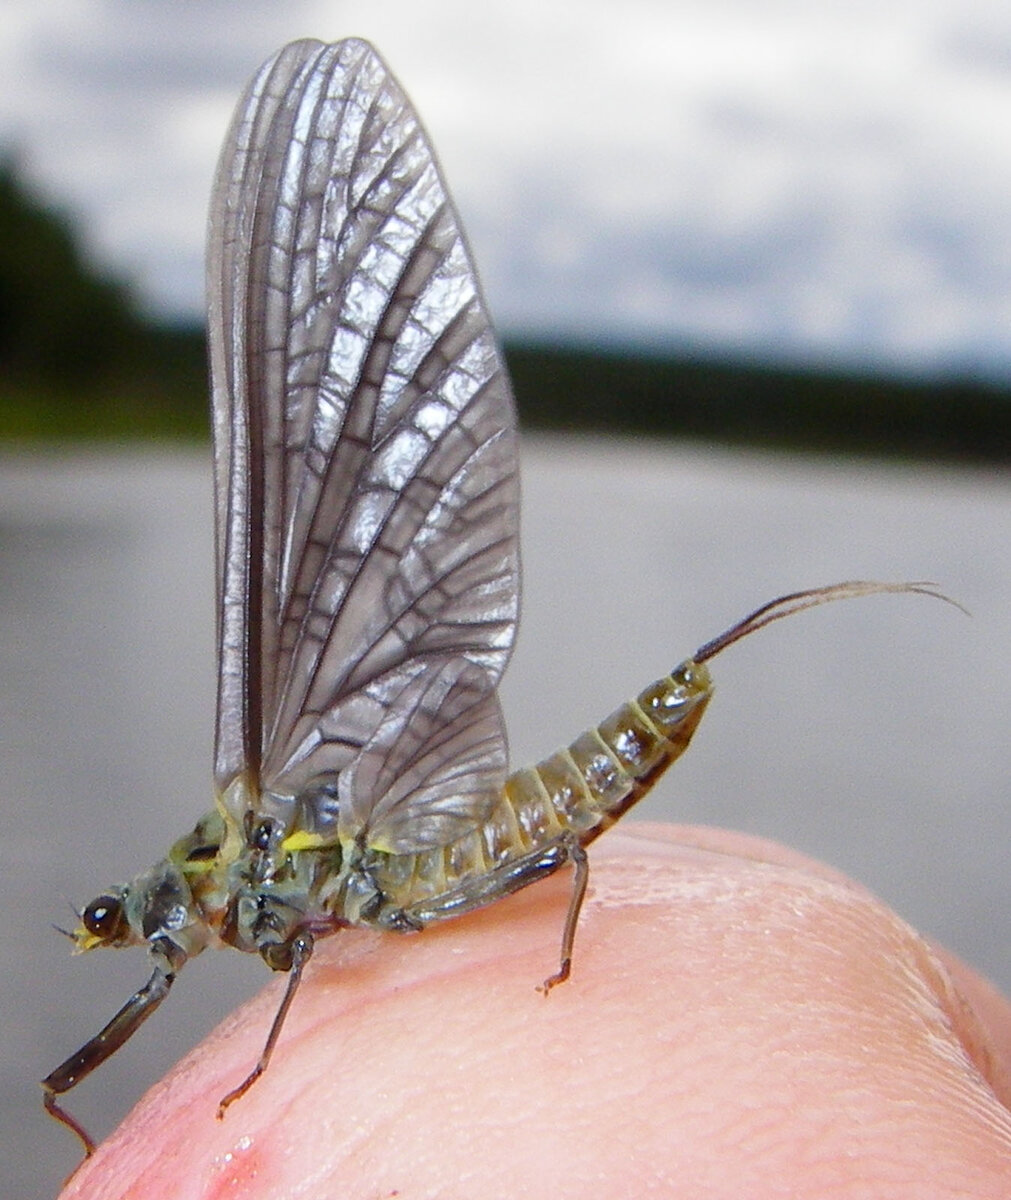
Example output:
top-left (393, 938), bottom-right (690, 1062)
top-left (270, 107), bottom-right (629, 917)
top-left (1, 0), bottom-right (1010, 376)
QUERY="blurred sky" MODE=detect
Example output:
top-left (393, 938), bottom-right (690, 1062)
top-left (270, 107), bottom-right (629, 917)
top-left (2, 0), bottom-right (1011, 379)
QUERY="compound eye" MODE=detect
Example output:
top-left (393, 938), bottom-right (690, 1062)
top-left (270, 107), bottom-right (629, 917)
top-left (82, 894), bottom-right (127, 941)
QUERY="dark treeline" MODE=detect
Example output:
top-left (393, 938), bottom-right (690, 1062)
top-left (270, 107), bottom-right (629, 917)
top-left (0, 156), bottom-right (206, 438)
top-left (507, 344), bottom-right (1011, 464)
top-left (1, 155), bottom-right (1009, 461)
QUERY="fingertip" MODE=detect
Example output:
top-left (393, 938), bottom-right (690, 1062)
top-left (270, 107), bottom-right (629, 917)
top-left (61, 823), bottom-right (1011, 1197)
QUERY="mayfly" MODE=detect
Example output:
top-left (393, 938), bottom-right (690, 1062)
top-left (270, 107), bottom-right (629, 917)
top-left (42, 38), bottom-right (949, 1156)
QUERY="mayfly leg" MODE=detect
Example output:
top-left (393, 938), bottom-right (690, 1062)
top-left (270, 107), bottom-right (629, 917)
top-left (539, 838), bottom-right (589, 993)
top-left (42, 939), bottom-right (182, 1155)
top-left (397, 833), bottom-right (593, 993)
top-left (42, 1094), bottom-right (96, 1160)
top-left (216, 930), bottom-right (315, 1120)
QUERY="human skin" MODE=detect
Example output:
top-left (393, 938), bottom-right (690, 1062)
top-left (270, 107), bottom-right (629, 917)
top-left (57, 823), bottom-right (1011, 1199)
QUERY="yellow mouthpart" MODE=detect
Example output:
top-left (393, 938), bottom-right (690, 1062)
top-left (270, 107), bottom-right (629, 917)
top-left (72, 926), bottom-right (104, 954)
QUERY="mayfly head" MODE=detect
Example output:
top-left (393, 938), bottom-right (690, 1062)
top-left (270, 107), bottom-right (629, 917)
top-left (66, 860), bottom-right (213, 959)
top-left (71, 890), bottom-right (131, 953)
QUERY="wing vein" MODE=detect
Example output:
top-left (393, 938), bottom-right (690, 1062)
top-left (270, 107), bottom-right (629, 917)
top-left (210, 39), bottom-right (520, 838)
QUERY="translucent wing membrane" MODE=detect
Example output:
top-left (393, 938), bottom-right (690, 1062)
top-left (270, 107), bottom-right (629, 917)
top-left (208, 38), bottom-right (520, 838)
top-left (338, 657), bottom-right (509, 853)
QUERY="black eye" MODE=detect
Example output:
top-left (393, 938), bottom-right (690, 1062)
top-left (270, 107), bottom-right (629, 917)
top-left (251, 818), bottom-right (278, 852)
top-left (82, 895), bottom-right (126, 940)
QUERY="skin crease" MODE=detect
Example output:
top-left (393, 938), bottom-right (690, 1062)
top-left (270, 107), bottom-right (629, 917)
top-left (57, 823), bottom-right (1011, 1199)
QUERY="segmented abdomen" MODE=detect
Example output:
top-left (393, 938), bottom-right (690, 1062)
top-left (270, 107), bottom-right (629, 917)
top-left (378, 659), bottom-right (712, 912)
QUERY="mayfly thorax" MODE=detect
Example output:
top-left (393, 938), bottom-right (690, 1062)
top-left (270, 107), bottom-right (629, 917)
top-left (41, 38), bottom-right (952, 1157)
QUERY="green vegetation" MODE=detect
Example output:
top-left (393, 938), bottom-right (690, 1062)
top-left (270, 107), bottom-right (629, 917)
top-left (1, 156), bottom-right (1009, 461)
top-left (0, 156), bottom-right (206, 441)
top-left (507, 344), bottom-right (1011, 464)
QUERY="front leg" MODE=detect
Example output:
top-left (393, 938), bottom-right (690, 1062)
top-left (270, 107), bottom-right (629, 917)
top-left (42, 935), bottom-right (185, 1156)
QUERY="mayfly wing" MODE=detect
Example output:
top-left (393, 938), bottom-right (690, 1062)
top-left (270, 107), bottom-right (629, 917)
top-left (339, 656), bottom-right (512, 853)
top-left (207, 38), bottom-right (520, 846)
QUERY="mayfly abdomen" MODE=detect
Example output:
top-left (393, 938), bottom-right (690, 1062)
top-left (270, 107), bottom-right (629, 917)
top-left (381, 659), bottom-right (712, 922)
top-left (538, 659), bottom-right (713, 843)
top-left (526, 659), bottom-right (714, 847)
